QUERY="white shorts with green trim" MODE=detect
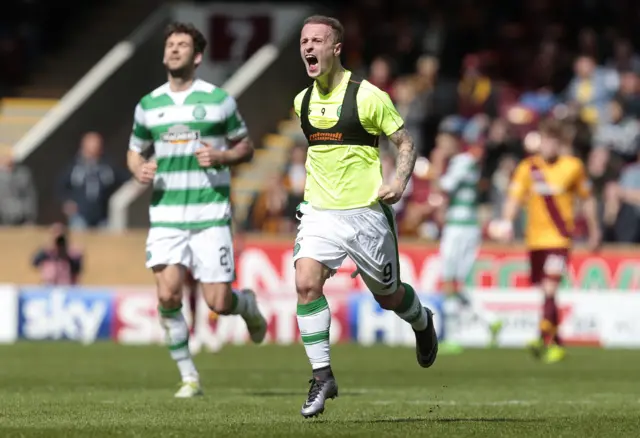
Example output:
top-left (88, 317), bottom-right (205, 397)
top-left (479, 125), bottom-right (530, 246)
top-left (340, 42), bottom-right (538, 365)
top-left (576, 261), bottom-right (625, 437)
top-left (439, 224), bottom-right (481, 282)
top-left (293, 202), bottom-right (400, 295)
top-left (145, 226), bottom-right (235, 283)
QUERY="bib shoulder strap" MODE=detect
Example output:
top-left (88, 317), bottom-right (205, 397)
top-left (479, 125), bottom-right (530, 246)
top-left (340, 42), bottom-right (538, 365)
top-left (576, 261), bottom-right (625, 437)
top-left (299, 85), bottom-right (314, 130)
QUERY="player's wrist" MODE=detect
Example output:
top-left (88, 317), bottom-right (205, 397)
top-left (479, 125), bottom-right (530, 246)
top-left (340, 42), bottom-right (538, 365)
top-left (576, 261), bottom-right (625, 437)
top-left (217, 151), bottom-right (230, 166)
top-left (132, 164), bottom-right (144, 180)
top-left (392, 177), bottom-right (407, 192)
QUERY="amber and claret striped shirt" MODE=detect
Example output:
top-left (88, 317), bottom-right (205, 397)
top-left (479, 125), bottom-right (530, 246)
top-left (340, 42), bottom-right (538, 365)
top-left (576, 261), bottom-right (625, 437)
top-left (507, 155), bottom-right (592, 250)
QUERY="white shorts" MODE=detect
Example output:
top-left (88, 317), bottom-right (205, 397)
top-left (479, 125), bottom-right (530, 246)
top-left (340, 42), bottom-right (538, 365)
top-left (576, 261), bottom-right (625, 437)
top-left (439, 225), bottom-right (481, 282)
top-left (146, 226), bottom-right (235, 283)
top-left (293, 202), bottom-right (400, 295)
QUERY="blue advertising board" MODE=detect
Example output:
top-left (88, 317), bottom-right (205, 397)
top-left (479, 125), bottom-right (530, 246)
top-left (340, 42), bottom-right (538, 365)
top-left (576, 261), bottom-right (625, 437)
top-left (348, 292), bottom-right (445, 345)
top-left (18, 287), bottom-right (115, 342)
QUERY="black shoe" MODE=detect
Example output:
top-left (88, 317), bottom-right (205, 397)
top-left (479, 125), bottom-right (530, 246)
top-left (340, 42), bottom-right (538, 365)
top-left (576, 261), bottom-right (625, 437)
top-left (413, 307), bottom-right (438, 368)
top-left (300, 376), bottom-right (339, 418)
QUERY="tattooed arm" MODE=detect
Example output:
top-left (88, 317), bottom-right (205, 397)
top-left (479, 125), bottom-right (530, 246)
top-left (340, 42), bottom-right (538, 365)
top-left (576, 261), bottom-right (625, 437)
top-left (379, 127), bottom-right (417, 204)
top-left (389, 127), bottom-right (417, 190)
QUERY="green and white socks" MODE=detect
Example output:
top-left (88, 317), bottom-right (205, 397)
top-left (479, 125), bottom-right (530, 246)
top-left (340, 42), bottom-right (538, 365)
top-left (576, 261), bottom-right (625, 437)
top-left (395, 283), bottom-right (429, 331)
top-left (295, 286), bottom-right (428, 369)
top-left (297, 296), bottom-right (331, 369)
top-left (159, 305), bottom-right (199, 383)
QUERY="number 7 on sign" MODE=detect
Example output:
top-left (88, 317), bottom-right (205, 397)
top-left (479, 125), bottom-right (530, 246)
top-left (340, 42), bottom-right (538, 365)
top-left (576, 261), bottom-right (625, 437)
top-left (228, 19), bottom-right (254, 64)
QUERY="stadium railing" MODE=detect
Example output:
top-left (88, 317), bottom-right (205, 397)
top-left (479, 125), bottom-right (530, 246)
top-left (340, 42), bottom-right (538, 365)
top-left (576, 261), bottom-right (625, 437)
top-left (12, 5), bottom-right (171, 224)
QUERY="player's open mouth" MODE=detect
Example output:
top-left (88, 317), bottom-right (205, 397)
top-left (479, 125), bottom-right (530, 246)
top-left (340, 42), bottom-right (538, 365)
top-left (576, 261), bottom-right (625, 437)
top-left (305, 54), bottom-right (318, 72)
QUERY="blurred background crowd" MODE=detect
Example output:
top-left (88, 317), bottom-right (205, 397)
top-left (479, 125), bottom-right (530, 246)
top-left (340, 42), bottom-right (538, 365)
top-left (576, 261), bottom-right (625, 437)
top-left (3, 0), bottom-right (640, 252)
top-left (243, 0), bottom-right (640, 245)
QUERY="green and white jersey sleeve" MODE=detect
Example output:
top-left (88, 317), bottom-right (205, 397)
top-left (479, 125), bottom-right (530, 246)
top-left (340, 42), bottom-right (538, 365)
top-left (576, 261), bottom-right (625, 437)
top-left (129, 79), bottom-right (247, 229)
top-left (129, 103), bottom-right (153, 153)
top-left (440, 152), bottom-right (480, 227)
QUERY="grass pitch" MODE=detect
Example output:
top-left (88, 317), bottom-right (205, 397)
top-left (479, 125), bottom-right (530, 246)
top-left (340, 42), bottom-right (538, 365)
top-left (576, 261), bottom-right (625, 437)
top-left (0, 343), bottom-right (639, 437)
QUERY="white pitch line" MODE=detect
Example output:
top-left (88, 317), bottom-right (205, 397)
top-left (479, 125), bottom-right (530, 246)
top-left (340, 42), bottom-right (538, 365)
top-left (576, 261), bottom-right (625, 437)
top-left (371, 399), bottom-right (606, 407)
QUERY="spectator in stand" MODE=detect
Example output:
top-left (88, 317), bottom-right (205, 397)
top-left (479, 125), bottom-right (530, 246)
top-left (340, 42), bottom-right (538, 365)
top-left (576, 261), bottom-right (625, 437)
top-left (489, 154), bottom-right (518, 219)
top-left (285, 145), bottom-right (307, 210)
top-left (57, 131), bottom-right (128, 229)
top-left (392, 77), bottom-right (428, 155)
top-left (587, 147), bottom-right (622, 200)
top-left (247, 146), bottom-right (307, 234)
top-left (607, 38), bottom-right (640, 74)
top-left (0, 149), bottom-right (37, 225)
top-left (247, 172), bottom-right (297, 234)
top-left (479, 118), bottom-right (523, 199)
top-left (32, 223), bottom-right (83, 285)
top-left (587, 147), bottom-right (622, 242)
top-left (457, 54), bottom-right (499, 118)
top-left (593, 98), bottom-right (640, 163)
top-left (413, 55), bottom-right (439, 95)
top-left (564, 54), bottom-right (618, 126)
top-left (610, 147), bottom-right (640, 243)
top-left (394, 24), bottom-right (421, 75)
top-left (367, 56), bottom-right (395, 99)
top-left (577, 28), bottom-right (602, 63)
top-left (616, 71), bottom-right (640, 118)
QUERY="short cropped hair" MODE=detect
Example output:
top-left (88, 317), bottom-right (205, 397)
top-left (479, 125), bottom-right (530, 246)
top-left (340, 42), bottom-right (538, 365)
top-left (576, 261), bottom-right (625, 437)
top-left (303, 15), bottom-right (344, 44)
top-left (164, 22), bottom-right (207, 54)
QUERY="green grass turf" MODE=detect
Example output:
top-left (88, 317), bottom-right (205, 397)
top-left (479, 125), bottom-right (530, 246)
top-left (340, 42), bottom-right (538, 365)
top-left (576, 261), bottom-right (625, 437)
top-left (0, 343), bottom-right (639, 437)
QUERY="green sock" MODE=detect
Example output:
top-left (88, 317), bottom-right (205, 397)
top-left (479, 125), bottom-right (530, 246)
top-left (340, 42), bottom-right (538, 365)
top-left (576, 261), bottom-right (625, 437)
top-left (394, 283), bottom-right (429, 331)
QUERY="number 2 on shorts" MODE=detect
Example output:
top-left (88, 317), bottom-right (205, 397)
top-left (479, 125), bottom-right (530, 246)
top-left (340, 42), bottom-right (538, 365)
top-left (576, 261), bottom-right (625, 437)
top-left (219, 246), bottom-right (232, 274)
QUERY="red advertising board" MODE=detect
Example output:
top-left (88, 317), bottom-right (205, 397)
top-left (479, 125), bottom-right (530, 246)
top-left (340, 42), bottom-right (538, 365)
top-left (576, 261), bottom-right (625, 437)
top-left (235, 240), bottom-right (640, 294)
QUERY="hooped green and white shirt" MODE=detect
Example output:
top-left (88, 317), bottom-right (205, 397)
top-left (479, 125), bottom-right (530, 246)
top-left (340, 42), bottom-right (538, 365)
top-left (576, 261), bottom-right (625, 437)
top-left (129, 79), bottom-right (247, 229)
top-left (439, 152), bottom-right (480, 227)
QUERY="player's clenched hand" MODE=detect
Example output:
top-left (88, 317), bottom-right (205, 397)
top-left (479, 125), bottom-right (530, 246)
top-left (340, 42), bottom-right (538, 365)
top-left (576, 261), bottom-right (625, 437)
top-left (195, 142), bottom-right (224, 167)
top-left (378, 181), bottom-right (404, 205)
top-left (136, 161), bottom-right (157, 184)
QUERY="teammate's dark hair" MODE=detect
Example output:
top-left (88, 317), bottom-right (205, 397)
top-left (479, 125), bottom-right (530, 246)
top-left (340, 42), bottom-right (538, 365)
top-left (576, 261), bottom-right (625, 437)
top-left (303, 15), bottom-right (344, 45)
top-left (164, 22), bottom-right (207, 54)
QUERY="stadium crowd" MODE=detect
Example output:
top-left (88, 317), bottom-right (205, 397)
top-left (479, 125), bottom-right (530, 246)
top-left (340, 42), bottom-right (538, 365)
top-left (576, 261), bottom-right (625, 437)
top-left (247, 0), bottom-right (640, 244)
top-left (3, 0), bottom-right (640, 245)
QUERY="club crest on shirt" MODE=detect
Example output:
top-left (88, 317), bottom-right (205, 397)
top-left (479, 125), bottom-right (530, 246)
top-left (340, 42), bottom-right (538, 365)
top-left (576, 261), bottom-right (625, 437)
top-left (193, 105), bottom-right (206, 120)
top-left (337, 105), bottom-right (342, 117)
